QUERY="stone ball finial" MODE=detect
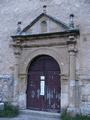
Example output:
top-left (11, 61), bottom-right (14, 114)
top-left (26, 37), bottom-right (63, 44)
top-left (69, 14), bottom-right (75, 29)
top-left (70, 14), bottom-right (74, 18)
top-left (17, 21), bottom-right (22, 34)
top-left (43, 5), bottom-right (47, 13)
top-left (17, 21), bottom-right (22, 25)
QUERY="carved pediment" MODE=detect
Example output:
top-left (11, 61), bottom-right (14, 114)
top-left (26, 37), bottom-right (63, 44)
top-left (20, 13), bottom-right (70, 35)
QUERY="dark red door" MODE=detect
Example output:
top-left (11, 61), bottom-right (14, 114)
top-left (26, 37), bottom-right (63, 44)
top-left (27, 55), bottom-right (61, 112)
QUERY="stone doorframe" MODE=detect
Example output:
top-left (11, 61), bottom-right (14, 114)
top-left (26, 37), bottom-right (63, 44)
top-left (18, 48), bottom-right (65, 110)
top-left (17, 40), bottom-right (78, 112)
top-left (11, 29), bottom-right (80, 113)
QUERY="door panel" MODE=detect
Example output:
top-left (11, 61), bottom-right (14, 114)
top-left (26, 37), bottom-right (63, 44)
top-left (45, 71), bottom-right (60, 112)
top-left (27, 55), bottom-right (61, 112)
top-left (27, 71), bottom-right (44, 110)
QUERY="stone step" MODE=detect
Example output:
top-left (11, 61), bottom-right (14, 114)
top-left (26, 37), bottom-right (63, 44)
top-left (20, 110), bottom-right (61, 120)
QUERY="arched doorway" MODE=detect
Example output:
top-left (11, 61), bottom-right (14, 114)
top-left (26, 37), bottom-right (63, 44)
top-left (27, 55), bottom-right (61, 113)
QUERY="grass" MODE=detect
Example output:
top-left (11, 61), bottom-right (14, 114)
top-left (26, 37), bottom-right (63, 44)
top-left (61, 110), bottom-right (90, 120)
top-left (0, 102), bottom-right (19, 117)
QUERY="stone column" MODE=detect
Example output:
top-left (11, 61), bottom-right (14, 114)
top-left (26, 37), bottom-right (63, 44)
top-left (67, 36), bottom-right (79, 114)
top-left (12, 47), bottom-right (21, 106)
top-left (69, 49), bottom-right (76, 108)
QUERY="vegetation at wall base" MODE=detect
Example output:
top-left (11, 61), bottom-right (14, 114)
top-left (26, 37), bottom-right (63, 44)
top-left (0, 102), bottom-right (19, 117)
top-left (61, 110), bottom-right (90, 120)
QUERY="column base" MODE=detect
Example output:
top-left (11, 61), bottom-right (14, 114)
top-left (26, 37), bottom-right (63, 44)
top-left (67, 107), bottom-right (80, 116)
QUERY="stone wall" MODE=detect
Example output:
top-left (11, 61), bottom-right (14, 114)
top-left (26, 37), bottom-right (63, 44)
top-left (78, 78), bottom-right (90, 115)
top-left (0, 75), bottom-right (14, 102)
top-left (0, 0), bottom-right (90, 114)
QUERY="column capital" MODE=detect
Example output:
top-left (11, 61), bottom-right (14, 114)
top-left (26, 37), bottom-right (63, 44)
top-left (13, 47), bottom-right (22, 58)
top-left (67, 35), bottom-right (78, 53)
top-left (68, 43), bottom-right (78, 53)
top-left (69, 35), bottom-right (75, 40)
top-left (67, 35), bottom-right (77, 45)
top-left (68, 49), bottom-right (78, 54)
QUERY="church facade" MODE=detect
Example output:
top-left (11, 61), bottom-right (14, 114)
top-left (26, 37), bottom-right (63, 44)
top-left (0, 0), bottom-right (90, 115)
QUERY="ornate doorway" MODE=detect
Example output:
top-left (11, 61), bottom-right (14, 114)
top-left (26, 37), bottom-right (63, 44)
top-left (27, 55), bottom-right (61, 112)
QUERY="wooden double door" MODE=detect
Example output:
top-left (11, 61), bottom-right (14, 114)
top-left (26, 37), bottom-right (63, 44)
top-left (27, 55), bottom-right (61, 113)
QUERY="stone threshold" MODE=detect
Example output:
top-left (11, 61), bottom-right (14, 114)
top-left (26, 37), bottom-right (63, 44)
top-left (20, 109), bottom-right (60, 118)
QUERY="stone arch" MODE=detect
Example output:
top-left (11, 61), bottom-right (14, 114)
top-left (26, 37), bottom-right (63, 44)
top-left (20, 48), bottom-right (63, 75)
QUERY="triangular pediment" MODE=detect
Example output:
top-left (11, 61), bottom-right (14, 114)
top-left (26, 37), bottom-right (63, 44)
top-left (21, 13), bottom-right (70, 35)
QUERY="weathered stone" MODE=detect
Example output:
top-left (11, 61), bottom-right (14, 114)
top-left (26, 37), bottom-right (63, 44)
top-left (0, 0), bottom-right (90, 115)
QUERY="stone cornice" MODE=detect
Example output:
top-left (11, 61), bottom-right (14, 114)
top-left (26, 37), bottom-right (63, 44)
top-left (11, 29), bottom-right (80, 42)
top-left (12, 41), bottom-right (67, 48)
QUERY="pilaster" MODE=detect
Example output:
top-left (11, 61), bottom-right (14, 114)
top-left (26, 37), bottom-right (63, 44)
top-left (67, 35), bottom-right (79, 114)
top-left (12, 47), bottom-right (22, 106)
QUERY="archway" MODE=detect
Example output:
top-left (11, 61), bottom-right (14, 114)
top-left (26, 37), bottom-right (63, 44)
top-left (26, 55), bottom-right (61, 113)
